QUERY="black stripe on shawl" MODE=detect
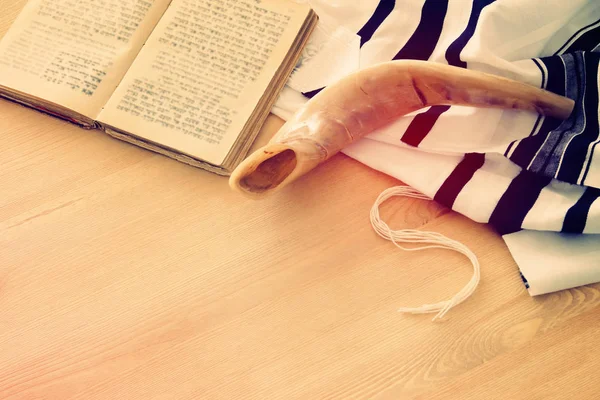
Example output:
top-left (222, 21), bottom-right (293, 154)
top-left (565, 22), bottom-right (600, 53)
top-left (504, 58), bottom-right (547, 157)
top-left (303, 0), bottom-right (398, 98)
top-left (581, 138), bottom-right (600, 185)
top-left (434, 153), bottom-right (486, 208)
top-left (357, 0), bottom-right (396, 47)
top-left (532, 58), bottom-right (548, 89)
top-left (445, 0), bottom-right (496, 68)
top-left (519, 271), bottom-right (531, 289)
top-left (557, 53), bottom-right (600, 183)
top-left (401, 106), bottom-right (451, 147)
top-left (508, 55), bottom-right (567, 168)
top-left (540, 54), bottom-right (569, 97)
top-left (533, 53), bottom-right (581, 177)
top-left (393, 0), bottom-right (449, 61)
top-left (488, 171), bottom-right (552, 235)
top-left (562, 187), bottom-right (600, 233)
top-left (555, 17), bottom-right (600, 55)
top-left (504, 141), bottom-right (516, 158)
top-left (401, 0), bottom-right (495, 147)
top-left (302, 87), bottom-right (324, 99)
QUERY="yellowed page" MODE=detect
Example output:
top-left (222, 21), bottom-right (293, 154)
top-left (98, 0), bottom-right (312, 166)
top-left (0, 0), bottom-right (172, 119)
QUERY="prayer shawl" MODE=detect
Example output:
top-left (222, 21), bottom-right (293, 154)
top-left (273, 0), bottom-right (600, 296)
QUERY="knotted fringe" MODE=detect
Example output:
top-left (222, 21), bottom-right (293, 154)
top-left (370, 186), bottom-right (480, 321)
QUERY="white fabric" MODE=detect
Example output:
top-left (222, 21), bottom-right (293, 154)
top-left (287, 21), bottom-right (360, 93)
top-left (504, 230), bottom-right (600, 295)
top-left (272, 0), bottom-right (600, 297)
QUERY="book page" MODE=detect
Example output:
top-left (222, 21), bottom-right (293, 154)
top-left (98, 0), bottom-right (312, 166)
top-left (0, 0), bottom-right (172, 118)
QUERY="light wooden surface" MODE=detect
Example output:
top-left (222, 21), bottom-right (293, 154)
top-left (2, 3), bottom-right (600, 399)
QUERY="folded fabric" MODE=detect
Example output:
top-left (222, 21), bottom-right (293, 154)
top-left (504, 230), bottom-right (600, 295)
top-left (273, 0), bottom-right (600, 295)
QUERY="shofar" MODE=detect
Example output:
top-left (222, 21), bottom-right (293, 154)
top-left (229, 60), bottom-right (574, 198)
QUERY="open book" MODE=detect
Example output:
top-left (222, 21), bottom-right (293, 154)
top-left (0, 0), bottom-right (317, 175)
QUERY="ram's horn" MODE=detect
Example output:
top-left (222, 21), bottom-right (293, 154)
top-left (229, 60), bottom-right (574, 198)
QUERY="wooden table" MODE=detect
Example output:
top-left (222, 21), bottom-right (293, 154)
top-left (1, 3), bottom-right (599, 399)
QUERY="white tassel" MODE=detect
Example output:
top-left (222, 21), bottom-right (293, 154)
top-left (370, 186), bottom-right (481, 321)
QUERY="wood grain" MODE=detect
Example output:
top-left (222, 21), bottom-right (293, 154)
top-left (1, 4), bottom-right (600, 399)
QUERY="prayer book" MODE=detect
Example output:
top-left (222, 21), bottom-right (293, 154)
top-left (0, 0), bottom-right (317, 174)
